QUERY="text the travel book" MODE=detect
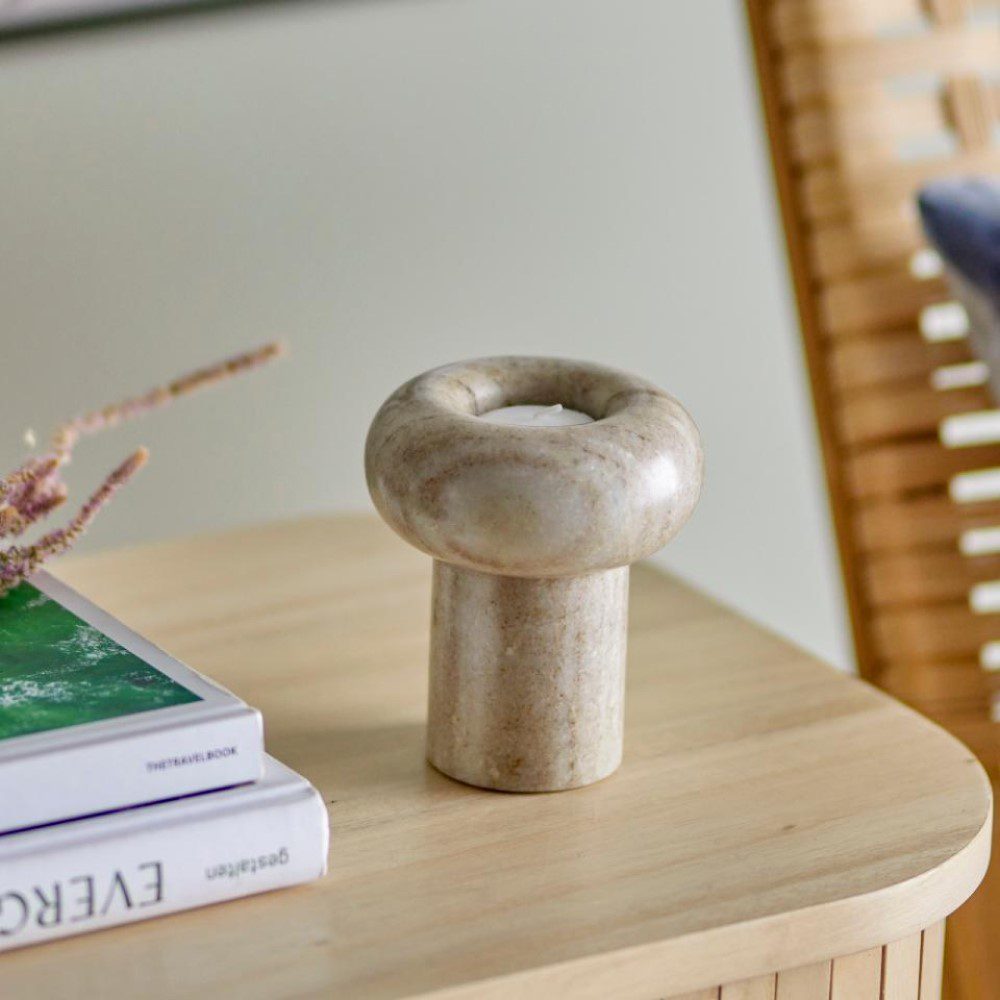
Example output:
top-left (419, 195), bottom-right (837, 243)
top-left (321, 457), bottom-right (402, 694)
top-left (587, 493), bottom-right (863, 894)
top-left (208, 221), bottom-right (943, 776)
top-left (0, 572), bottom-right (262, 833)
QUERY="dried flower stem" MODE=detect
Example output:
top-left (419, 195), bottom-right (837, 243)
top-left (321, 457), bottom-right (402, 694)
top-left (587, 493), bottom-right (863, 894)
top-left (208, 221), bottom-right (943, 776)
top-left (0, 341), bottom-right (284, 596)
top-left (0, 450), bottom-right (148, 593)
top-left (51, 342), bottom-right (285, 457)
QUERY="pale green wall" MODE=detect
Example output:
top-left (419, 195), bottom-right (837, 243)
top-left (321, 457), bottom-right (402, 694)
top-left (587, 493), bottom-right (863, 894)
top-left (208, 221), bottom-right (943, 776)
top-left (0, 0), bottom-right (851, 668)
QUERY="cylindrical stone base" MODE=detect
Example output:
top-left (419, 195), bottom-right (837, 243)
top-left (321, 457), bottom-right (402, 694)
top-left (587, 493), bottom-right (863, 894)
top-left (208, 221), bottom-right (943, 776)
top-left (427, 561), bottom-right (629, 792)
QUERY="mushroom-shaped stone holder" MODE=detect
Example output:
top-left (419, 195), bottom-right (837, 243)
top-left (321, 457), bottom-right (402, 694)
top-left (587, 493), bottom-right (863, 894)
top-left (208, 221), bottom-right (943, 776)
top-left (365, 357), bottom-right (702, 792)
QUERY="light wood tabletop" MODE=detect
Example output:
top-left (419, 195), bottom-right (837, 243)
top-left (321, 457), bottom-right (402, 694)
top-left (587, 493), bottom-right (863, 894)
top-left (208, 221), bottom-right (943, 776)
top-left (2, 516), bottom-right (992, 999)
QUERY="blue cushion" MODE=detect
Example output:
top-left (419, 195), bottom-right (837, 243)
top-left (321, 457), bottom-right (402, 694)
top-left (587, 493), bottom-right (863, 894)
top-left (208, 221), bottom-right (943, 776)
top-left (918, 176), bottom-right (1000, 300)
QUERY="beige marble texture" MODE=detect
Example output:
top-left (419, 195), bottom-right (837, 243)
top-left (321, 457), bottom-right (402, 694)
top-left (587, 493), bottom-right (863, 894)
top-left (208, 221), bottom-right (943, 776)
top-left (428, 562), bottom-right (628, 791)
top-left (366, 356), bottom-right (702, 791)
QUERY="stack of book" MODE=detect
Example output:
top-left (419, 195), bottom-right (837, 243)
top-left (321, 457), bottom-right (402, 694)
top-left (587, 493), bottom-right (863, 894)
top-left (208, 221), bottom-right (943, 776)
top-left (0, 572), bottom-right (328, 951)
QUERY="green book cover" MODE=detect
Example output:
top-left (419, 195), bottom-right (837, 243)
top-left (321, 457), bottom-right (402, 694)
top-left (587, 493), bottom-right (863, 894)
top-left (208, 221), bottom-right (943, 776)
top-left (0, 581), bottom-right (200, 742)
top-left (0, 572), bottom-right (262, 834)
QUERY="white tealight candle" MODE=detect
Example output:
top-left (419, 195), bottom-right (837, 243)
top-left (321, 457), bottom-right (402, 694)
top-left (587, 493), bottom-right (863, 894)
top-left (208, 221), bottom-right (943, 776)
top-left (479, 403), bottom-right (594, 427)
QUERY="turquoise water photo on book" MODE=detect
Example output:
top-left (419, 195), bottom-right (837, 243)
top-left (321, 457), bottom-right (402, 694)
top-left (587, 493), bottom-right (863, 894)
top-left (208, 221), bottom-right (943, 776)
top-left (0, 582), bottom-right (200, 741)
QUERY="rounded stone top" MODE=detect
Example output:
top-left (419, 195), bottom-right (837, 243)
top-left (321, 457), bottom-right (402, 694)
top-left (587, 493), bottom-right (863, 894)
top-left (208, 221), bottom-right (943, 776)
top-left (365, 356), bottom-right (703, 577)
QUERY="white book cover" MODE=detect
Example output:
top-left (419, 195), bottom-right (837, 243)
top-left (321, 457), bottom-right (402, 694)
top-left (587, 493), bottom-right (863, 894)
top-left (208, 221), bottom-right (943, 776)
top-left (0, 571), bottom-right (263, 834)
top-left (0, 755), bottom-right (329, 951)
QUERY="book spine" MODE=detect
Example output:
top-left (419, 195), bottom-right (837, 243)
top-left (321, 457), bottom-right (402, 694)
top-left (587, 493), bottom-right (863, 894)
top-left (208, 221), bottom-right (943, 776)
top-left (0, 787), bottom-right (327, 951)
top-left (2, 709), bottom-right (264, 833)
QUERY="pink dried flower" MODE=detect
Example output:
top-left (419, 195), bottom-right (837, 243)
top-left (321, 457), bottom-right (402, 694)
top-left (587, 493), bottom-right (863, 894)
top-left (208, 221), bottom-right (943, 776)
top-left (0, 342), bottom-right (284, 596)
top-left (0, 450), bottom-right (147, 593)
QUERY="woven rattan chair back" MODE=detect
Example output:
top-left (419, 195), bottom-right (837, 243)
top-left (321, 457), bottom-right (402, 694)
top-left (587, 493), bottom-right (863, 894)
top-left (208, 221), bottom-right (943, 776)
top-left (745, 8), bottom-right (1000, 993)
top-left (746, 0), bottom-right (1000, 746)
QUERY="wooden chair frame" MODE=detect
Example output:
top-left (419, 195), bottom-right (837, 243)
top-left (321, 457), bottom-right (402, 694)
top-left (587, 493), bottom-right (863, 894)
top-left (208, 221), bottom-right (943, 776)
top-left (744, 2), bottom-right (1000, 997)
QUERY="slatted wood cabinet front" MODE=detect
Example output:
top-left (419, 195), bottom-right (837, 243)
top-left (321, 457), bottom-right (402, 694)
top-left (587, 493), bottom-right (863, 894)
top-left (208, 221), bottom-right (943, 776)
top-left (668, 924), bottom-right (944, 999)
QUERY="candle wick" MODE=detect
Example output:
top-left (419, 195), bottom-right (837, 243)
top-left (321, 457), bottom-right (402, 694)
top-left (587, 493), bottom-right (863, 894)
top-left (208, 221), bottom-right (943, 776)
top-left (533, 404), bottom-right (563, 421)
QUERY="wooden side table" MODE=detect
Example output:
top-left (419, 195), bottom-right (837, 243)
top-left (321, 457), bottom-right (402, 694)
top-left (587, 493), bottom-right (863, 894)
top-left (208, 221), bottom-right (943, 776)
top-left (4, 517), bottom-right (991, 999)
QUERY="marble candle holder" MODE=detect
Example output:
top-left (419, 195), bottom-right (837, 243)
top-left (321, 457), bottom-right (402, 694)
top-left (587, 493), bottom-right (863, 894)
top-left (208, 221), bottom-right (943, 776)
top-left (365, 357), bottom-right (702, 792)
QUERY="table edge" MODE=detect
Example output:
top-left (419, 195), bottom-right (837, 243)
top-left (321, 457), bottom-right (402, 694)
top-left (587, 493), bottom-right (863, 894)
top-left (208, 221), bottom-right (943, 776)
top-left (417, 719), bottom-right (993, 1000)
